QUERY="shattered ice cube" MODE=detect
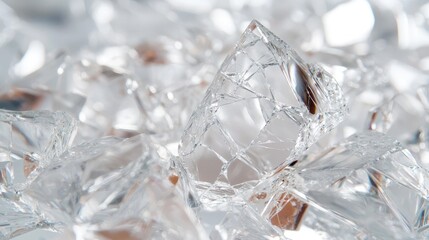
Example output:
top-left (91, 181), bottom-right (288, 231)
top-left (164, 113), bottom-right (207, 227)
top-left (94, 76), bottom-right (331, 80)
top-left (0, 110), bottom-right (76, 194)
top-left (367, 87), bottom-right (429, 168)
top-left (295, 131), bottom-right (429, 239)
top-left (0, 198), bottom-right (49, 240)
top-left (179, 20), bottom-right (346, 196)
top-left (210, 204), bottom-right (283, 240)
top-left (25, 135), bottom-right (208, 240)
top-left (245, 131), bottom-right (429, 239)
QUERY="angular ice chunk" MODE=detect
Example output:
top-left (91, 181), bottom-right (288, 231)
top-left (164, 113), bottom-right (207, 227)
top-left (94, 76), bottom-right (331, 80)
top-left (245, 131), bottom-right (429, 239)
top-left (179, 20), bottom-right (346, 195)
top-left (368, 94), bottom-right (426, 140)
top-left (297, 131), bottom-right (429, 239)
top-left (0, 110), bottom-right (76, 193)
top-left (0, 198), bottom-right (49, 240)
top-left (367, 88), bottom-right (429, 168)
top-left (210, 205), bottom-right (283, 240)
top-left (25, 135), bottom-right (208, 239)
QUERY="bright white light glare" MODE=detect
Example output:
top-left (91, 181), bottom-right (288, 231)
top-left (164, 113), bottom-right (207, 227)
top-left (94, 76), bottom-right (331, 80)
top-left (419, 57), bottom-right (429, 71)
top-left (230, 0), bottom-right (267, 10)
top-left (388, 61), bottom-right (427, 92)
top-left (114, 107), bottom-right (140, 130)
top-left (93, 2), bottom-right (115, 25)
top-left (284, 226), bottom-right (326, 240)
top-left (421, 150), bottom-right (429, 165)
top-left (323, 0), bottom-right (375, 47)
top-left (358, 90), bottom-right (384, 105)
top-left (326, 65), bottom-right (347, 86)
top-left (167, 0), bottom-right (215, 14)
top-left (165, 142), bottom-right (179, 156)
top-left (421, 3), bottom-right (429, 16)
top-left (14, 40), bottom-right (45, 77)
top-left (96, 47), bottom-right (129, 70)
top-left (344, 126), bottom-right (357, 138)
top-left (211, 9), bottom-right (236, 35)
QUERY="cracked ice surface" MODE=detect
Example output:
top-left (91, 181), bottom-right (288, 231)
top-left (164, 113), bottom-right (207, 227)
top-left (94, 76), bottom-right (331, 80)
top-left (296, 132), bottom-right (429, 239)
top-left (367, 85), bottom-right (429, 168)
top-left (0, 110), bottom-right (76, 239)
top-left (25, 135), bottom-right (208, 240)
top-left (242, 131), bottom-right (429, 239)
top-left (0, 198), bottom-right (48, 240)
top-left (0, 110), bottom-right (76, 194)
top-left (179, 20), bottom-right (347, 199)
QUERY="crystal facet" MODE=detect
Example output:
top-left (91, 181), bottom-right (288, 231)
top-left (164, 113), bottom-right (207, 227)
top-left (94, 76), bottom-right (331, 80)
top-left (0, 198), bottom-right (47, 240)
top-left (295, 131), bottom-right (429, 239)
top-left (25, 135), bottom-right (208, 240)
top-left (179, 20), bottom-right (346, 198)
top-left (0, 110), bottom-right (76, 194)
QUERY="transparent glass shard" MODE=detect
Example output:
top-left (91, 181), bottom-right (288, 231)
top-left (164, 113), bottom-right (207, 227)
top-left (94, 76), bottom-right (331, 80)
top-left (241, 167), bottom-right (374, 240)
top-left (11, 228), bottom-right (62, 240)
top-left (310, 49), bottom-right (388, 94)
top-left (367, 89), bottom-right (429, 168)
top-left (283, 204), bottom-right (373, 240)
top-left (297, 131), bottom-right (429, 239)
top-left (368, 94), bottom-right (425, 141)
top-left (0, 198), bottom-right (49, 240)
top-left (244, 131), bottom-right (429, 239)
top-left (301, 49), bottom-right (396, 153)
top-left (84, 175), bottom-right (208, 240)
top-left (210, 204), bottom-right (284, 240)
top-left (50, 43), bottom-right (211, 145)
top-left (12, 52), bottom-right (67, 91)
top-left (125, 33), bottom-right (215, 143)
top-left (0, 110), bottom-right (76, 193)
top-left (415, 85), bottom-right (429, 168)
top-left (179, 20), bottom-right (346, 199)
top-left (59, 56), bottom-right (138, 142)
top-left (417, 85), bottom-right (429, 111)
top-left (25, 135), bottom-right (207, 240)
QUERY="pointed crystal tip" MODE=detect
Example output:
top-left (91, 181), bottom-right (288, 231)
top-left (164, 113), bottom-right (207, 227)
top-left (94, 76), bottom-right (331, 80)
top-left (179, 20), bottom-right (347, 202)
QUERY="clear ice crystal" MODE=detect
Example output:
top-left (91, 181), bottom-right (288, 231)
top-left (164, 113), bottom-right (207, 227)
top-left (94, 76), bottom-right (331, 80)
top-left (0, 198), bottom-right (47, 240)
top-left (179, 20), bottom-right (346, 195)
top-left (296, 131), bottom-right (429, 239)
top-left (243, 131), bottom-right (429, 239)
top-left (367, 87), bottom-right (429, 168)
top-left (0, 110), bottom-right (76, 193)
top-left (25, 135), bottom-right (208, 240)
top-left (368, 93), bottom-right (426, 139)
top-left (210, 204), bottom-right (283, 240)
top-left (282, 206), bottom-right (372, 240)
